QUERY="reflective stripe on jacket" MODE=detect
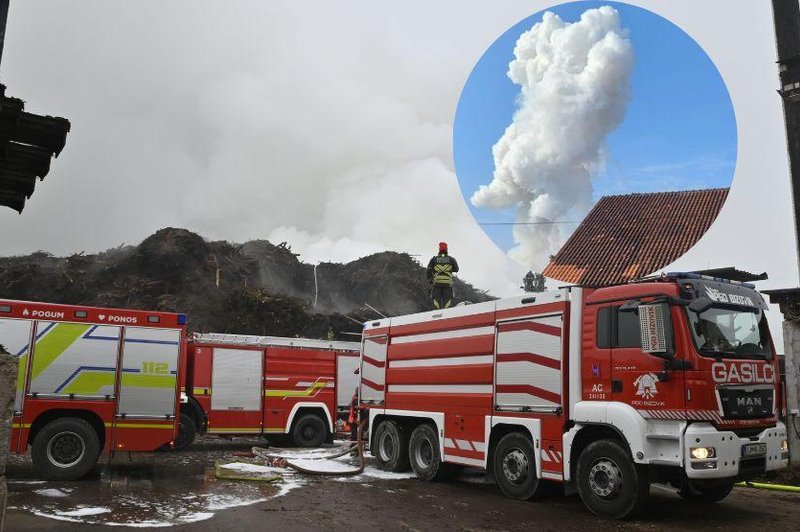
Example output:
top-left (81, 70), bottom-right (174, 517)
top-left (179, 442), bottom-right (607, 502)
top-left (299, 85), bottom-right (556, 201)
top-left (427, 253), bottom-right (459, 286)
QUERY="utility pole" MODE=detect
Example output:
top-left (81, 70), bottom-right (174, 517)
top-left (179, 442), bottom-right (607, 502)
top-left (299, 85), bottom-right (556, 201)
top-left (765, 0), bottom-right (800, 461)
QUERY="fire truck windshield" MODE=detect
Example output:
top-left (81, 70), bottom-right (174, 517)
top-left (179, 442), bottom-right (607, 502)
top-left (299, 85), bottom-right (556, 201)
top-left (686, 306), bottom-right (773, 360)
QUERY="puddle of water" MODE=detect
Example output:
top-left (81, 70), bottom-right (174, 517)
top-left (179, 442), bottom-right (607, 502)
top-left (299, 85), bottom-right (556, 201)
top-left (8, 457), bottom-right (304, 527)
top-left (7, 440), bottom-right (417, 527)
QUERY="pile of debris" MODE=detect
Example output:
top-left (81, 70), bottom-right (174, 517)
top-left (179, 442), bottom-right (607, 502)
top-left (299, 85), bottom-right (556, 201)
top-left (0, 228), bottom-right (492, 339)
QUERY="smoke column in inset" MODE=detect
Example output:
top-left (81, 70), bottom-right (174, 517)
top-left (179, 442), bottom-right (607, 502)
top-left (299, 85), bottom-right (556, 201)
top-left (471, 6), bottom-right (633, 270)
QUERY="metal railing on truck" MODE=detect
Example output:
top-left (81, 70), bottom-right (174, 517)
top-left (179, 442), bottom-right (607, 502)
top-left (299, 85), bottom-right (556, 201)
top-left (190, 332), bottom-right (360, 352)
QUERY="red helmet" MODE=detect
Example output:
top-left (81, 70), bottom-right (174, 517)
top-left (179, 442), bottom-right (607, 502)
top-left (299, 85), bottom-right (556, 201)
top-left (439, 241), bottom-right (448, 253)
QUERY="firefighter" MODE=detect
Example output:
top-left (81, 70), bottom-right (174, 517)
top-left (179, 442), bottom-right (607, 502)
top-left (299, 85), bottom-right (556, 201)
top-left (348, 390), bottom-right (359, 442)
top-left (426, 242), bottom-right (459, 309)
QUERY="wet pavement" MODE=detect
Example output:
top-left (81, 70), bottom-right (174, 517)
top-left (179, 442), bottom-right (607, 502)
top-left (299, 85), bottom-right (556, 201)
top-left (5, 437), bottom-right (291, 528)
top-left (5, 436), bottom-right (800, 530)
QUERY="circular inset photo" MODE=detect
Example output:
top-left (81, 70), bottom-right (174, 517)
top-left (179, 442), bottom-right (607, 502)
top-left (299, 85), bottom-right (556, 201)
top-left (454, 1), bottom-right (736, 285)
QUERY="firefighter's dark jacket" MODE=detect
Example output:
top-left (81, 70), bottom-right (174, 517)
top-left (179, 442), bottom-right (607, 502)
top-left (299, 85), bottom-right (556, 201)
top-left (427, 253), bottom-right (459, 286)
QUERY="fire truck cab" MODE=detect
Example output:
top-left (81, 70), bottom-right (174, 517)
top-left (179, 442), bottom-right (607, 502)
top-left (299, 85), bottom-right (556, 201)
top-left (360, 273), bottom-right (788, 518)
top-left (0, 299), bottom-right (187, 480)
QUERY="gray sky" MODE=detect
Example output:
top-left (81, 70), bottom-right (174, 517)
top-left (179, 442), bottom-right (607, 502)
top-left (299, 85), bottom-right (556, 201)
top-left (0, 1), bottom-right (796, 343)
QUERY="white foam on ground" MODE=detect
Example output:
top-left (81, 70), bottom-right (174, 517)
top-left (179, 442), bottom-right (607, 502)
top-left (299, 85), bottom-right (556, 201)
top-left (359, 466), bottom-right (416, 480)
top-left (31, 511), bottom-right (83, 523)
top-left (56, 507), bottom-right (112, 517)
top-left (33, 488), bottom-right (69, 498)
top-left (288, 458), bottom-right (360, 474)
top-left (203, 494), bottom-right (269, 512)
top-left (14, 448), bottom-right (422, 528)
top-left (179, 512), bottom-right (215, 523)
top-left (106, 519), bottom-right (174, 528)
top-left (272, 477), bottom-right (307, 499)
top-left (265, 446), bottom-right (352, 460)
top-left (219, 462), bottom-right (283, 475)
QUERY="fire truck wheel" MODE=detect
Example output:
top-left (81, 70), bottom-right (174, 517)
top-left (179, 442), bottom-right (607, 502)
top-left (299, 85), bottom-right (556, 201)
top-left (173, 414), bottom-right (196, 451)
top-left (292, 414), bottom-right (327, 447)
top-left (678, 480), bottom-right (734, 503)
top-left (493, 432), bottom-right (543, 500)
top-left (408, 424), bottom-right (453, 481)
top-left (372, 420), bottom-right (410, 472)
top-left (576, 439), bottom-right (650, 519)
top-left (31, 417), bottom-right (100, 481)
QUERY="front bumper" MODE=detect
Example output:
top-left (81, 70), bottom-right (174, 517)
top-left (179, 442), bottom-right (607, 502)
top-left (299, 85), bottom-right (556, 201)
top-left (684, 422), bottom-right (788, 479)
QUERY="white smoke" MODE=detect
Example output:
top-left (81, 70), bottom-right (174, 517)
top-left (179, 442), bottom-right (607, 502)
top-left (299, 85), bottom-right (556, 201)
top-left (471, 6), bottom-right (634, 270)
top-left (0, 1), bottom-right (526, 297)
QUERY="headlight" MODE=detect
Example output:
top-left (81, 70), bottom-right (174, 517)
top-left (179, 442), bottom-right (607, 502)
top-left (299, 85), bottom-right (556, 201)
top-left (781, 440), bottom-right (789, 453)
top-left (690, 447), bottom-right (716, 460)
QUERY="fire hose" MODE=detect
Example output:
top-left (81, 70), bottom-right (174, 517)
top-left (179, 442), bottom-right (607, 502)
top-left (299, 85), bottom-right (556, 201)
top-left (735, 481), bottom-right (800, 493)
top-left (251, 419), bottom-right (367, 477)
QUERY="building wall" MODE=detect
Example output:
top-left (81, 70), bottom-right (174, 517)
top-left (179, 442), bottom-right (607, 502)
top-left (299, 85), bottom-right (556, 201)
top-left (782, 322), bottom-right (800, 462)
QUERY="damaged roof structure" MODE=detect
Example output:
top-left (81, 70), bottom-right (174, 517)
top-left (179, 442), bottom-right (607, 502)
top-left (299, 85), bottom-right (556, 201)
top-left (543, 188), bottom-right (729, 286)
top-left (0, 0), bottom-right (70, 213)
top-left (0, 84), bottom-right (70, 213)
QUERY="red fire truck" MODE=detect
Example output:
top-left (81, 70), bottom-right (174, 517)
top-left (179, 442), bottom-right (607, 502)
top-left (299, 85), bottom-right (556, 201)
top-left (0, 299), bottom-right (187, 480)
top-left (360, 273), bottom-right (789, 518)
top-left (176, 333), bottom-right (361, 449)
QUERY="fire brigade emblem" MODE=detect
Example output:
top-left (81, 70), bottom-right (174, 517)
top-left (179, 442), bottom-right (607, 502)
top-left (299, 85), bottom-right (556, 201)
top-left (633, 373), bottom-right (659, 399)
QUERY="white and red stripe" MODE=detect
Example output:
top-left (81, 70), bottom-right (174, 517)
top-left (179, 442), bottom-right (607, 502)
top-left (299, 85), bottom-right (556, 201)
top-left (360, 335), bottom-right (387, 402)
top-left (495, 314), bottom-right (564, 408)
top-left (388, 354), bottom-right (493, 368)
top-left (540, 449), bottom-right (563, 463)
top-left (443, 437), bottom-right (486, 467)
top-left (388, 384), bottom-right (492, 394)
top-left (391, 326), bottom-right (495, 345)
top-left (640, 409), bottom-right (723, 423)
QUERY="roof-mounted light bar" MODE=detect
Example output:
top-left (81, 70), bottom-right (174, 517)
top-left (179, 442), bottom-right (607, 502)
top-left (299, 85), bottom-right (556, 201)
top-left (664, 271), bottom-right (756, 289)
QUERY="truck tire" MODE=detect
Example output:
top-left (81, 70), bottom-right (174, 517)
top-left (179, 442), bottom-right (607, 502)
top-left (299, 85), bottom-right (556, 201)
top-left (408, 424), bottom-right (458, 481)
top-left (292, 414), bottom-right (327, 447)
top-left (678, 480), bottom-right (734, 503)
top-left (172, 414), bottom-right (196, 451)
top-left (576, 439), bottom-right (649, 519)
top-left (372, 420), bottom-right (409, 472)
top-left (493, 432), bottom-right (543, 500)
top-left (31, 417), bottom-right (101, 481)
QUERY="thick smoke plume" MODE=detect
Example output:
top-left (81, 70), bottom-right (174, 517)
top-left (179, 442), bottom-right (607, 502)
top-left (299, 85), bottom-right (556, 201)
top-left (471, 6), bottom-right (633, 270)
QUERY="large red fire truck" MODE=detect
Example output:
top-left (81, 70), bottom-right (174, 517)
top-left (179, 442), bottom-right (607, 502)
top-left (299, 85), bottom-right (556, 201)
top-left (175, 333), bottom-right (361, 449)
top-left (0, 299), bottom-right (187, 480)
top-left (360, 273), bottom-right (789, 518)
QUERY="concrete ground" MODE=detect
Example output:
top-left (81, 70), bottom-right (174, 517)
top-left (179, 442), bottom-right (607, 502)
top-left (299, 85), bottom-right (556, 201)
top-left (4, 436), bottom-right (800, 531)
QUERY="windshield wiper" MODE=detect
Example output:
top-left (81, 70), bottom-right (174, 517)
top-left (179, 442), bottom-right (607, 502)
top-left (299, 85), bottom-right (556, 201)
top-left (698, 346), bottom-right (740, 357)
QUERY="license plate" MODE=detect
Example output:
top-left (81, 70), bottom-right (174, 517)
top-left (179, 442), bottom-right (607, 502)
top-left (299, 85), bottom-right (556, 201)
top-left (741, 443), bottom-right (767, 457)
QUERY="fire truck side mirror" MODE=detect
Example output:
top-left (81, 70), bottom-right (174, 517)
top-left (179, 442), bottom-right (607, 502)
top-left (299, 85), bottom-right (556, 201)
top-left (618, 299), bottom-right (641, 312)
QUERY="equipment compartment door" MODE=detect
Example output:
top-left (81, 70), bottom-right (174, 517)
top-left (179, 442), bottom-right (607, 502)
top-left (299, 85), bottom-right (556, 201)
top-left (29, 322), bottom-right (121, 400)
top-left (114, 327), bottom-right (181, 451)
top-left (0, 318), bottom-right (34, 414)
top-left (336, 352), bottom-right (360, 410)
top-left (209, 348), bottom-right (263, 434)
top-left (494, 313), bottom-right (564, 413)
top-left (360, 336), bottom-right (387, 404)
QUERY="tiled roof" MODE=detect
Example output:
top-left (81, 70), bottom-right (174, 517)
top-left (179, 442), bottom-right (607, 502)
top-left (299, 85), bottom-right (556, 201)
top-left (543, 188), bottom-right (729, 286)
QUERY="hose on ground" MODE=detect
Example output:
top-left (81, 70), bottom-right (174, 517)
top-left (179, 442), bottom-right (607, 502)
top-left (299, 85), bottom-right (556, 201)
top-left (736, 481), bottom-right (800, 493)
top-left (251, 419), bottom-right (367, 477)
